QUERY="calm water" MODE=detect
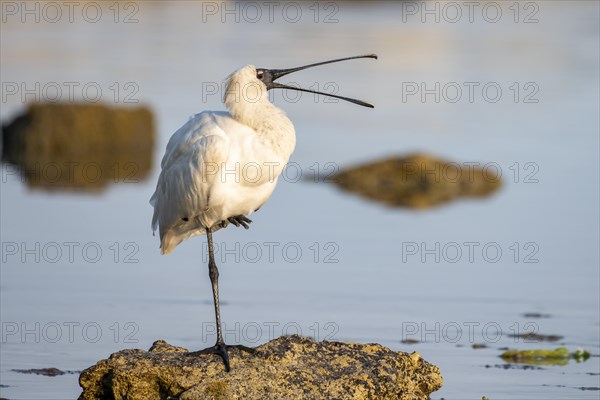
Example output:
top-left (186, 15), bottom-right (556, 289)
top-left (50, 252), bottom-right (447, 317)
top-left (1, 1), bottom-right (599, 399)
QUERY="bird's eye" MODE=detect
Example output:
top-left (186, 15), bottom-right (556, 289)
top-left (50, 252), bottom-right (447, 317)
top-left (257, 71), bottom-right (264, 79)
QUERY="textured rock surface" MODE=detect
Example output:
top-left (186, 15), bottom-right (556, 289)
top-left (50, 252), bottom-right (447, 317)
top-left (332, 153), bottom-right (502, 208)
top-left (79, 335), bottom-right (442, 400)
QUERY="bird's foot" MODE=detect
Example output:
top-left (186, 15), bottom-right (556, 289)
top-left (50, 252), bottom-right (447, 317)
top-left (226, 215), bottom-right (252, 230)
top-left (188, 341), bottom-right (255, 372)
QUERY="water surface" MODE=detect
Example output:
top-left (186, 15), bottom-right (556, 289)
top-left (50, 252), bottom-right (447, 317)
top-left (1, 1), bottom-right (599, 399)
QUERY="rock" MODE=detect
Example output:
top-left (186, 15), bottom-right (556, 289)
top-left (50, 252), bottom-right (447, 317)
top-left (12, 367), bottom-right (78, 376)
top-left (400, 339), bottom-right (420, 345)
top-left (507, 332), bottom-right (563, 342)
top-left (522, 312), bottom-right (551, 319)
top-left (485, 363), bottom-right (544, 370)
top-left (78, 335), bottom-right (443, 400)
top-left (1, 103), bottom-right (154, 191)
top-left (331, 154), bottom-right (502, 208)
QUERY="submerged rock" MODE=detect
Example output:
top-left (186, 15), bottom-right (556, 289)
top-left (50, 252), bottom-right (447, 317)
top-left (508, 332), bottom-right (563, 342)
top-left (78, 335), bottom-right (442, 400)
top-left (332, 154), bottom-right (502, 208)
top-left (522, 312), bottom-right (552, 319)
top-left (1, 103), bottom-right (154, 191)
top-left (12, 367), bottom-right (78, 376)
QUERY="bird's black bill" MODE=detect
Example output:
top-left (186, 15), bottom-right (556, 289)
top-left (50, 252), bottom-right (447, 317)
top-left (270, 82), bottom-right (374, 108)
top-left (259, 54), bottom-right (377, 108)
top-left (268, 54), bottom-right (378, 81)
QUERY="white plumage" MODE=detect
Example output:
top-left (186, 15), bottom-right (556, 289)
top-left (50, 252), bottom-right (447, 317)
top-left (150, 65), bottom-right (296, 254)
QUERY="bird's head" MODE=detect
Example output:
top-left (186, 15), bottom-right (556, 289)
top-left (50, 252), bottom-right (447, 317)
top-left (224, 54), bottom-right (377, 110)
top-left (223, 65), bottom-right (268, 107)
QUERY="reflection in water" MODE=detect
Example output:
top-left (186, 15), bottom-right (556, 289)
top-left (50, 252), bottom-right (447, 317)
top-left (332, 154), bottom-right (502, 208)
top-left (1, 103), bottom-right (154, 191)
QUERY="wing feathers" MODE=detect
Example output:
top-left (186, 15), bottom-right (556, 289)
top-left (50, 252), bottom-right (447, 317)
top-left (150, 112), bottom-right (231, 253)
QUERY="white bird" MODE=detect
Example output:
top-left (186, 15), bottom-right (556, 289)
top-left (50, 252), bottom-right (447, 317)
top-left (150, 54), bottom-right (376, 371)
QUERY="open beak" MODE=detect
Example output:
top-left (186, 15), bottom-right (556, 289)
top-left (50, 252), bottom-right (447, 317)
top-left (258, 54), bottom-right (377, 108)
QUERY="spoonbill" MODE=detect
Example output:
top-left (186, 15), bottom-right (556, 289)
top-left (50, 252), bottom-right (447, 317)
top-left (150, 54), bottom-right (377, 371)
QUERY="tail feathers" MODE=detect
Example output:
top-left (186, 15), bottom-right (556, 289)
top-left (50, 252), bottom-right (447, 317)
top-left (158, 224), bottom-right (222, 255)
top-left (160, 230), bottom-right (191, 255)
top-left (150, 193), bottom-right (159, 235)
top-left (153, 208), bottom-right (225, 255)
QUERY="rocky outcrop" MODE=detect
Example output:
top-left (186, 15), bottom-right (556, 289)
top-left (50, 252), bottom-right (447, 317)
top-left (79, 335), bottom-right (442, 400)
top-left (332, 154), bottom-right (502, 208)
top-left (1, 103), bottom-right (154, 191)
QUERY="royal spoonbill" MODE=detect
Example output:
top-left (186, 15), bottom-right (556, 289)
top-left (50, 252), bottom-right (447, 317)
top-left (150, 54), bottom-right (377, 371)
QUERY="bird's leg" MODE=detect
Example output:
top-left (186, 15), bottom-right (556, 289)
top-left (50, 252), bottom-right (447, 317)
top-left (188, 227), bottom-right (254, 372)
top-left (226, 215), bottom-right (252, 230)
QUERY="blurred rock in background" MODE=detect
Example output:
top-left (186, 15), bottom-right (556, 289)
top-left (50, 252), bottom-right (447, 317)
top-left (333, 154), bottom-right (502, 208)
top-left (2, 103), bottom-right (154, 192)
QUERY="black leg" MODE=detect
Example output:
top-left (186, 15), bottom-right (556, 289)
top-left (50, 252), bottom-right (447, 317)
top-left (206, 227), bottom-right (224, 344)
top-left (188, 227), bottom-right (254, 372)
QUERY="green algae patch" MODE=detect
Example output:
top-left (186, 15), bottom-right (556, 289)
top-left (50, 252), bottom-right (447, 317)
top-left (572, 349), bottom-right (592, 362)
top-left (500, 347), bottom-right (590, 366)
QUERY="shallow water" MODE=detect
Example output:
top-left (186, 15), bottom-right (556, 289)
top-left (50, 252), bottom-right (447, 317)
top-left (1, 1), bottom-right (599, 399)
